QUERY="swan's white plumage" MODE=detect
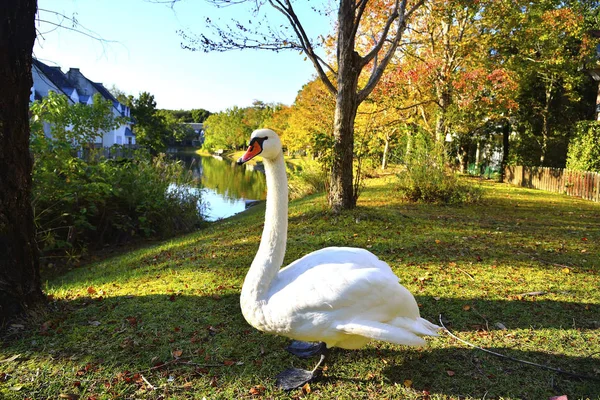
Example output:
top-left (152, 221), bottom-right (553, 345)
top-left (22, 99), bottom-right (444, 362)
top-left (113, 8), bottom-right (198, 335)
top-left (239, 129), bottom-right (439, 351)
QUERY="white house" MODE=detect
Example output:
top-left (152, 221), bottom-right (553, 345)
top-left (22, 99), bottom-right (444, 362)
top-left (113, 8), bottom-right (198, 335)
top-left (181, 122), bottom-right (205, 146)
top-left (31, 59), bottom-right (135, 147)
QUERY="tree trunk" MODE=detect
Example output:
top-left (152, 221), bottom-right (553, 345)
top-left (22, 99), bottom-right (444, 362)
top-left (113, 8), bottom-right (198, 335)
top-left (381, 135), bottom-right (390, 170)
top-left (0, 0), bottom-right (45, 322)
top-left (540, 76), bottom-right (554, 166)
top-left (500, 119), bottom-right (510, 182)
top-left (328, 0), bottom-right (360, 213)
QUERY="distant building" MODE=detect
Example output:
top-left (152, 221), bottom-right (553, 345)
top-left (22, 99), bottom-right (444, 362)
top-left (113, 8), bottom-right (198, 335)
top-left (31, 59), bottom-right (135, 147)
top-left (181, 122), bottom-right (204, 146)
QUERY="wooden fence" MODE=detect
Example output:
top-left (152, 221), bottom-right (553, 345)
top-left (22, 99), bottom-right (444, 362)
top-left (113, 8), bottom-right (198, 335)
top-left (504, 165), bottom-right (600, 202)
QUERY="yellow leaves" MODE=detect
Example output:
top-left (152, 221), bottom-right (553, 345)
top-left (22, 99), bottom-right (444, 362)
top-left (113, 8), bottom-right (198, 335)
top-left (403, 379), bottom-right (413, 388)
top-left (562, 267), bottom-right (571, 274)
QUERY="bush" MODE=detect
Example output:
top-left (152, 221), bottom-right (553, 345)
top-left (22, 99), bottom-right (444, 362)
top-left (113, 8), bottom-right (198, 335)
top-left (566, 121), bottom-right (600, 172)
top-left (287, 160), bottom-right (328, 200)
top-left (32, 147), bottom-right (203, 257)
top-left (397, 139), bottom-right (482, 204)
top-left (30, 94), bottom-right (203, 261)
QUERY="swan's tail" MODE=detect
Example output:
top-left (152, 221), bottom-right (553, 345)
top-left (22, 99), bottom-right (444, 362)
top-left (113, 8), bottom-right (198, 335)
top-left (336, 317), bottom-right (441, 347)
top-left (389, 316), bottom-right (441, 337)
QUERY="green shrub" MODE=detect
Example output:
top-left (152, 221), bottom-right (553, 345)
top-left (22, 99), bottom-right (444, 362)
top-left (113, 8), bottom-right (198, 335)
top-left (287, 160), bottom-right (328, 200)
top-left (566, 121), bottom-right (600, 172)
top-left (397, 139), bottom-right (482, 204)
top-left (30, 94), bottom-right (203, 260)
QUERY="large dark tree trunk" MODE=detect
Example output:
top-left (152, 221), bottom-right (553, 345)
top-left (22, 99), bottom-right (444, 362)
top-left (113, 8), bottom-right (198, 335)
top-left (0, 0), bottom-right (45, 322)
top-left (328, 0), bottom-right (361, 212)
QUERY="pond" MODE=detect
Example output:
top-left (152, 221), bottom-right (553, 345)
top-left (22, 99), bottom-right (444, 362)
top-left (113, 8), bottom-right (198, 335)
top-left (176, 153), bottom-right (267, 221)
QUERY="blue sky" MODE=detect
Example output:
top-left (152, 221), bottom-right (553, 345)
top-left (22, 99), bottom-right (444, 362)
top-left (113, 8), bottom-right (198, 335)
top-left (34, 0), bottom-right (332, 112)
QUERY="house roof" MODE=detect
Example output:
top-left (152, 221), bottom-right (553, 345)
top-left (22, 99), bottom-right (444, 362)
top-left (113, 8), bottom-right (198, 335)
top-left (33, 59), bottom-right (131, 119)
top-left (32, 59), bottom-right (77, 100)
top-left (90, 81), bottom-right (118, 105)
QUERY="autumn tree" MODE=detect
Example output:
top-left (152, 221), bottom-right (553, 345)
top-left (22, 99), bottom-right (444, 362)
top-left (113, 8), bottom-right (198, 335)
top-left (0, 0), bottom-right (46, 321)
top-left (283, 78), bottom-right (335, 158)
top-left (486, 0), bottom-right (599, 167)
top-left (176, 0), bottom-right (424, 211)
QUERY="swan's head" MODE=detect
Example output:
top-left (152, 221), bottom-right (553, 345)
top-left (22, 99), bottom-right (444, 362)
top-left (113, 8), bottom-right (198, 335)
top-left (237, 129), bottom-right (282, 164)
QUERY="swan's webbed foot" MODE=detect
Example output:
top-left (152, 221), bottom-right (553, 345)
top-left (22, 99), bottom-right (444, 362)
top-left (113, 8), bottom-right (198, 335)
top-left (276, 352), bottom-right (327, 391)
top-left (275, 368), bottom-right (315, 391)
top-left (286, 340), bottom-right (326, 358)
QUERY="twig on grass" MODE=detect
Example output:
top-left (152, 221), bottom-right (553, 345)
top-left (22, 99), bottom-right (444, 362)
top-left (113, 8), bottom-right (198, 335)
top-left (140, 374), bottom-right (156, 390)
top-left (438, 314), bottom-right (600, 381)
top-left (457, 267), bottom-right (475, 281)
top-left (517, 291), bottom-right (547, 297)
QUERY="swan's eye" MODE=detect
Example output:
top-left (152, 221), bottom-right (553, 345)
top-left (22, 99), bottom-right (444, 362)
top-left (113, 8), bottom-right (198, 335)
top-left (250, 136), bottom-right (268, 147)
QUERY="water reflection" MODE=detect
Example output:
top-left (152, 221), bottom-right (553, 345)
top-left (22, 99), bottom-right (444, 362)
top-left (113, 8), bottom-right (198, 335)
top-left (178, 153), bottom-right (266, 221)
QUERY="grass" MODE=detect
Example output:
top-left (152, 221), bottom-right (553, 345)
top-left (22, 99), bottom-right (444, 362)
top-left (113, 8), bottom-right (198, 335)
top-left (1, 176), bottom-right (599, 399)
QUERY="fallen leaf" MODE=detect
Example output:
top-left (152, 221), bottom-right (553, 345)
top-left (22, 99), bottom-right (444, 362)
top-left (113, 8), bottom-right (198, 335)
top-left (562, 267), bottom-right (571, 274)
top-left (182, 382), bottom-right (193, 390)
top-left (446, 370), bottom-right (455, 376)
top-left (404, 379), bottom-right (413, 388)
top-left (435, 239), bottom-right (441, 244)
top-left (549, 396), bottom-right (568, 400)
top-left (87, 287), bottom-right (97, 295)
top-left (88, 321), bottom-right (101, 327)
top-left (209, 376), bottom-right (218, 387)
top-left (172, 349), bottom-right (183, 358)
top-left (223, 360), bottom-right (235, 366)
top-left (462, 305), bottom-right (471, 311)
top-left (302, 382), bottom-right (311, 394)
top-left (495, 322), bottom-right (507, 331)
top-left (249, 385), bottom-right (265, 395)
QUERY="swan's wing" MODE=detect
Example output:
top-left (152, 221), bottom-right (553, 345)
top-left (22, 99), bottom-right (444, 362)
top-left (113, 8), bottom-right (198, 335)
top-left (269, 247), bottom-right (420, 319)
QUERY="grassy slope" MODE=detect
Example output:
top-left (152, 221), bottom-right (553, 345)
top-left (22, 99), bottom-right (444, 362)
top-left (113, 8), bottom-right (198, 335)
top-left (1, 177), bottom-right (599, 399)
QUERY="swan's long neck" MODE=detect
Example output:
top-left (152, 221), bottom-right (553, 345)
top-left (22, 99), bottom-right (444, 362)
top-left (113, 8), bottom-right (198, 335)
top-left (241, 151), bottom-right (288, 304)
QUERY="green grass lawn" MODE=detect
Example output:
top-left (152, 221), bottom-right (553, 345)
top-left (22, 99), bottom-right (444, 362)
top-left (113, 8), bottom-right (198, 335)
top-left (1, 177), bottom-right (599, 399)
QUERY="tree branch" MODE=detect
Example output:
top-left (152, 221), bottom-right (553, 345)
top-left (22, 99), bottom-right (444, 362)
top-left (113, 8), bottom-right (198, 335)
top-left (359, 0), bottom-right (425, 103)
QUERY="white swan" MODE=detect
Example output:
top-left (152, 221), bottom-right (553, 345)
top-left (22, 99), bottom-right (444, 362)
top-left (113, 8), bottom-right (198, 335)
top-left (237, 129), bottom-right (440, 390)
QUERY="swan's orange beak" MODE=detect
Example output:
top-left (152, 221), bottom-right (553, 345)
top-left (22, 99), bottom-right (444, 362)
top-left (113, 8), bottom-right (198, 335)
top-left (237, 141), bottom-right (263, 165)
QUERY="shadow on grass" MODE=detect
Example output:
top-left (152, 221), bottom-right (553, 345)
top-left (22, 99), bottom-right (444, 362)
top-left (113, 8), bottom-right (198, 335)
top-left (4, 291), bottom-right (599, 398)
top-left (376, 347), bottom-right (600, 399)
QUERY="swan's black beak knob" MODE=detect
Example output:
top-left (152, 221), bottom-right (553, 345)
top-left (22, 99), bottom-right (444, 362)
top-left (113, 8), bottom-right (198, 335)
top-left (236, 157), bottom-right (245, 165)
